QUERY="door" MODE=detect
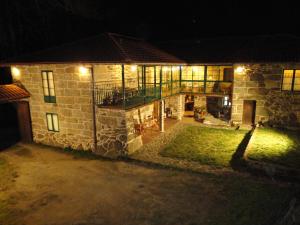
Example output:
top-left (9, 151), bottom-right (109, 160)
top-left (16, 101), bottom-right (33, 143)
top-left (242, 100), bottom-right (256, 125)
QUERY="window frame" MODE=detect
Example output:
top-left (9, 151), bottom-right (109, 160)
top-left (281, 69), bottom-right (300, 92)
top-left (41, 70), bottom-right (56, 103)
top-left (46, 113), bottom-right (59, 132)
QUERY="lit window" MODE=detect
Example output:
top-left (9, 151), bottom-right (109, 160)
top-left (46, 113), bottom-right (59, 132)
top-left (282, 69), bottom-right (300, 92)
top-left (295, 70), bottom-right (300, 91)
top-left (223, 96), bottom-right (230, 106)
top-left (282, 70), bottom-right (294, 91)
top-left (42, 71), bottom-right (56, 103)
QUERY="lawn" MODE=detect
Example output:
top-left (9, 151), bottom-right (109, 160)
top-left (160, 126), bottom-right (249, 167)
top-left (247, 128), bottom-right (300, 169)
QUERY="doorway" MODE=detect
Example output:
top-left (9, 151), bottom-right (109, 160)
top-left (0, 101), bottom-right (32, 150)
top-left (16, 101), bottom-right (33, 143)
top-left (184, 94), bottom-right (194, 117)
top-left (242, 100), bottom-right (256, 125)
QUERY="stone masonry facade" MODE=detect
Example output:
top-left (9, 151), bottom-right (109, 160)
top-left (231, 64), bottom-right (300, 127)
top-left (13, 64), bottom-right (94, 150)
top-left (11, 63), bottom-right (300, 157)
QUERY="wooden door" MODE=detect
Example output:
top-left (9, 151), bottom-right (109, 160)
top-left (242, 100), bottom-right (256, 125)
top-left (16, 101), bottom-right (33, 143)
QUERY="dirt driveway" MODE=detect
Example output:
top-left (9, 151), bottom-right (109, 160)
top-left (0, 143), bottom-right (296, 225)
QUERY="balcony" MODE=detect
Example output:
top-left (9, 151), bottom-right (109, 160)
top-left (180, 81), bottom-right (232, 95)
top-left (94, 81), bottom-right (160, 109)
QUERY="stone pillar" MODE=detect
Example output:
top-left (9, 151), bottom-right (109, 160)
top-left (194, 95), bottom-right (207, 108)
top-left (159, 100), bottom-right (165, 132)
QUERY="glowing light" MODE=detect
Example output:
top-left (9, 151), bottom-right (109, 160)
top-left (79, 66), bottom-right (89, 76)
top-left (163, 67), bottom-right (170, 72)
top-left (11, 67), bottom-right (20, 78)
top-left (131, 65), bottom-right (137, 72)
top-left (235, 66), bottom-right (245, 74)
top-left (172, 66), bottom-right (180, 72)
top-left (192, 66), bottom-right (198, 72)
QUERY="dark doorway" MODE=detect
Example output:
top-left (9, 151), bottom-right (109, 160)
top-left (0, 67), bottom-right (13, 85)
top-left (16, 102), bottom-right (33, 143)
top-left (242, 100), bottom-right (256, 125)
top-left (0, 103), bottom-right (20, 149)
top-left (184, 95), bottom-right (194, 117)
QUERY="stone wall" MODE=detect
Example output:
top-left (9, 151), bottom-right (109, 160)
top-left (13, 64), bottom-right (94, 150)
top-left (194, 95), bottom-right (207, 108)
top-left (232, 64), bottom-right (300, 127)
top-left (125, 103), bottom-right (154, 153)
top-left (96, 108), bottom-right (128, 156)
top-left (164, 94), bottom-right (184, 120)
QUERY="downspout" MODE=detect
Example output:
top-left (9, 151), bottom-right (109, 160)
top-left (91, 66), bottom-right (97, 151)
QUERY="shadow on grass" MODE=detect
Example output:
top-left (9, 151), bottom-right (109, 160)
top-left (230, 128), bottom-right (255, 170)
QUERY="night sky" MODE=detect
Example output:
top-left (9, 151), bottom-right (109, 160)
top-left (0, 0), bottom-right (299, 59)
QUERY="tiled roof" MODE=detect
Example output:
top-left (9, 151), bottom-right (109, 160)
top-left (0, 84), bottom-right (30, 103)
top-left (3, 33), bottom-right (184, 64)
top-left (159, 35), bottom-right (300, 63)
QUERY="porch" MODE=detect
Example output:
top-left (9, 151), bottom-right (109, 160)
top-left (93, 64), bottom-right (233, 110)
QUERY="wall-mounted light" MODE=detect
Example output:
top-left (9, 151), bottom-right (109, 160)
top-left (131, 65), bottom-right (137, 72)
top-left (11, 67), bottom-right (20, 79)
top-left (79, 66), bottom-right (89, 76)
top-left (235, 66), bottom-right (245, 74)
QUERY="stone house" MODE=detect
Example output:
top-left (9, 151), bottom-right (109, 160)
top-left (1, 33), bottom-right (300, 156)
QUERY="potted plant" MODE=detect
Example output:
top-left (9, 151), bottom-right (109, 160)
top-left (194, 106), bottom-right (206, 123)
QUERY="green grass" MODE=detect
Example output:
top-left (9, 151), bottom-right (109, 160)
top-left (160, 126), bottom-right (248, 167)
top-left (248, 128), bottom-right (300, 169)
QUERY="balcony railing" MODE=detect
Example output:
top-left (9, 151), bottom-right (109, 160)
top-left (94, 80), bottom-right (232, 109)
top-left (94, 81), bottom-right (160, 109)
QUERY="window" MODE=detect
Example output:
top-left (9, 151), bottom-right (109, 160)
top-left (42, 71), bottom-right (56, 103)
top-left (223, 96), bottom-right (231, 106)
top-left (46, 113), bottom-right (59, 132)
top-left (223, 68), bottom-right (233, 82)
top-left (282, 69), bottom-right (300, 91)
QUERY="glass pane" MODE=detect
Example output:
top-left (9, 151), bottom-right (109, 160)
top-left (44, 88), bottom-right (49, 96)
top-left (294, 70), bottom-right (300, 91)
top-left (49, 88), bottom-right (55, 96)
top-left (207, 66), bottom-right (220, 81)
top-left (145, 67), bottom-right (154, 83)
top-left (182, 66), bottom-right (192, 80)
top-left (282, 70), bottom-right (294, 90)
top-left (42, 72), bottom-right (47, 80)
top-left (192, 66), bottom-right (205, 80)
top-left (48, 72), bottom-right (53, 80)
top-left (52, 114), bottom-right (59, 131)
top-left (48, 78), bottom-right (54, 89)
top-left (43, 79), bottom-right (48, 88)
top-left (47, 114), bottom-right (53, 131)
top-left (162, 67), bottom-right (171, 82)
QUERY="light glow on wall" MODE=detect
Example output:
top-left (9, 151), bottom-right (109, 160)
top-left (131, 65), bottom-right (137, 72)
top-left (79, 66), bottom-right (89, 76)
top-left (172, 66), bottom-right (180, 72)
top-left (235, 66), bottom-right (245, 74)
top-left (11, 67), bottom-right (21, 78)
